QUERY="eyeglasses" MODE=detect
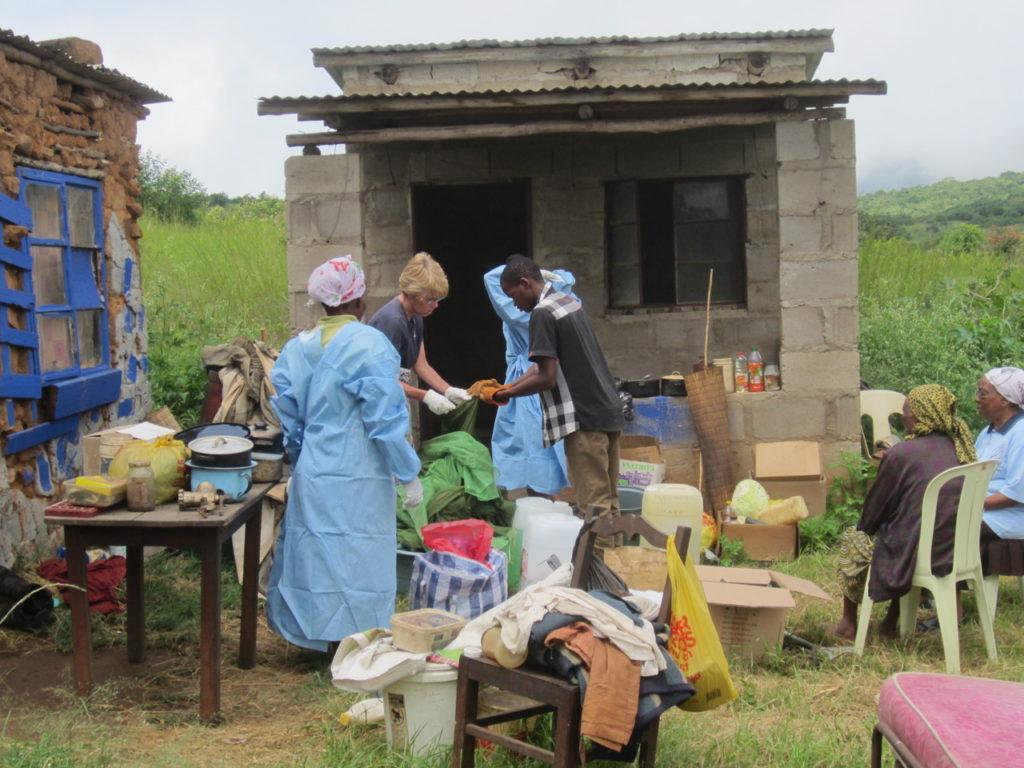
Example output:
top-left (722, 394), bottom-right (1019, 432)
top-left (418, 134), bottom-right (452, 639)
top-left (976, 387), bottom-right (998, 400)
top-left (420, 296), bottom-right (441, 306)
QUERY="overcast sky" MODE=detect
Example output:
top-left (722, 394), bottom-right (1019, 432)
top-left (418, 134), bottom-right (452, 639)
top-left (9, 0), bottom-right (1022, 196)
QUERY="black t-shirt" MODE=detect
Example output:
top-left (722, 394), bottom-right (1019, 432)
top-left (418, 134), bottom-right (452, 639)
top-left (368, 296), bottom-right (422, 369)
top-left (529, 288), bottom-right (624, 435)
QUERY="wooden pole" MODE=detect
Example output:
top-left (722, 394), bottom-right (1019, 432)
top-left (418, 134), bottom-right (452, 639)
top-left (702, 268), bottom-right (714, 366)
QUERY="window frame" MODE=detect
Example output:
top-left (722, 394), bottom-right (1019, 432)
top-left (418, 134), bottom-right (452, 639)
top-left (17, 167), bottom-right (109, 383)
top-left (605, 175), bottom-right (749, 311)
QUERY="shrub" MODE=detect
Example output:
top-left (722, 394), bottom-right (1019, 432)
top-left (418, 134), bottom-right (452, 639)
top-left (138, 151), bottom-right (208, 224)
top-left (801, 452), bottom-right (876, 552)
top-left (939, 222), bottom-right (985, 254)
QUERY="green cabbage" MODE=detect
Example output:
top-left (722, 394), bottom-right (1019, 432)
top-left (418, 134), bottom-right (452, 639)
top-left (731, 479), bottom-right (770, 518)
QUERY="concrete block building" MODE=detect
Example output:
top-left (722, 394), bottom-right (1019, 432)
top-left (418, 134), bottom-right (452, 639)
top-left (0, 30), bottom-right (167, 565)
top-left (260, 30), bottom-right (883, 487)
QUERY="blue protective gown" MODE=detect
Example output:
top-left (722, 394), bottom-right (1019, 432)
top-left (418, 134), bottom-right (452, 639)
top-left (266, 320), bottom-right (421, 651)
top-left (483, 266), bottom-right (574, 495)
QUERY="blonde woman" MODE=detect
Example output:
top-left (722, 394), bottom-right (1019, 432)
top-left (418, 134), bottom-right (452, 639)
top-left (368, 252), bottom-right (470, 415)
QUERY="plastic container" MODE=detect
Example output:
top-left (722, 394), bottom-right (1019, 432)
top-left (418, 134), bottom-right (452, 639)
top-left (734, 352), bottom-right (748, 392)
top-left (512, 498), bottom-right (582, 587)
top-left (63, 475), bottom-right (127, 508)
top-left (383, 662), bottom-right (459, 755)
top-left (618, 487), bottom-right (644, 515)
top-left (747, 348), bottom-right (765, 392)
top-left (187, 461), bottom-right (255, 502)
top-left (764, 363), bottom-right (781, 391)
top-left (712, 357), bottom-right (735, 393)
top-left (390, 608), bottom-right (466, 653)
top-left (640, 483), bottom-right (704, 564)
top-left (99, 432), bottom-right (135, 474)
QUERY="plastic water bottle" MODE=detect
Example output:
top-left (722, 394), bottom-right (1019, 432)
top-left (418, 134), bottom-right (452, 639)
top-left (734, 353), bottom-right (748, 392)
top-left (339, 697), bottom-right (385, 726)
top-left (748, 348), bottom-right (765, 392)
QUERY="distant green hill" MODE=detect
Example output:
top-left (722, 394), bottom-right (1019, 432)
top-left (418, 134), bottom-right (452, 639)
top-left (858, 171), bottom-right (1024, 243)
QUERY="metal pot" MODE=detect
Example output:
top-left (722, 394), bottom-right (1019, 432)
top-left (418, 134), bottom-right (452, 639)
top-left (660, 372), bottom-right (687, 397)
top-left (618, 377), bottom-right (660, 398)
top-left (252, 452), bottom-right (284, 483)
top-left (175, 422), bottom-right (250, 446)
top-left (187, 435), bottom-right (254, 469)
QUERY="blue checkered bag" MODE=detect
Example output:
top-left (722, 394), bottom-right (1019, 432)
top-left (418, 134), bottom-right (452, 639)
top-left (409, 548), bottom-right (507, 619)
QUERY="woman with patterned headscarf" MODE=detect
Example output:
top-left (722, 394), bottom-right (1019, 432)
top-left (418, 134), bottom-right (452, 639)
top-left (833, 384), bottom-right (975, 641)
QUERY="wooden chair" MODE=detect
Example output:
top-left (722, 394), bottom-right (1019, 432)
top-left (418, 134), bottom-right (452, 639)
top-left (854, 460), bottom-right (998, 674)
top-left (451, 512), bottom-right (691, 768)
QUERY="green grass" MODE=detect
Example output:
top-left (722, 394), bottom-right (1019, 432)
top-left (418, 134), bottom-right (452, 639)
top-left (141, 213), bottom-right (289, 426)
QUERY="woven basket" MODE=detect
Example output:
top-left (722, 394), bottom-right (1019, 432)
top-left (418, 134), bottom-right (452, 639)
top-left (683, 366), bottom-right (733, 517)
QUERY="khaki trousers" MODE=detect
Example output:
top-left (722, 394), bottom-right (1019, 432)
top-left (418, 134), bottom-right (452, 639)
top-left (564, 430), bottom-right (621, 553)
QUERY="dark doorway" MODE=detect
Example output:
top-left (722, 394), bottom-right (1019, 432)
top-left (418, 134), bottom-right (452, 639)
top-left (412, 182), bottom-right (531, 443)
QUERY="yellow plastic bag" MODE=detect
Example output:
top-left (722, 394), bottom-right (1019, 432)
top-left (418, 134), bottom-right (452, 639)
top-left (108, 436), bottom-right (188, 504)
top-left (666, 538), bottom-right (738, 711)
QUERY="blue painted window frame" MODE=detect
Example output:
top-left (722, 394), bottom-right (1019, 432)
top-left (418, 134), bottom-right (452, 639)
top-left (17, 167), bottom-right (110, 382)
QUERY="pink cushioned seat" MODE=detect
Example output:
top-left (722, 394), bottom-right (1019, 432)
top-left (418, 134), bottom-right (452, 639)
top-left (877, 672), bottom-right (1024, 767)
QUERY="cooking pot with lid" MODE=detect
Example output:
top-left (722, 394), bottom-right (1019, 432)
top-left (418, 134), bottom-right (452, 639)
top-left (660, 372), bottom-right (687, 397)
top-left (188, 435), bottom-right (254, 469)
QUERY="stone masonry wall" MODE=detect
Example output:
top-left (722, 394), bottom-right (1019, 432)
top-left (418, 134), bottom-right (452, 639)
top-left (283, 119), bottom-right (861, 487)
top-left (0, 49), bottom-right (152, 566)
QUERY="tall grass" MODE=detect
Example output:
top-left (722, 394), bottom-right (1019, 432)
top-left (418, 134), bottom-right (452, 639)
top-left (140, 213), bottom-right (289, 425)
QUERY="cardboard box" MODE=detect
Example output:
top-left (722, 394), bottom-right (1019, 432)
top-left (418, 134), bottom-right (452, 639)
top-left (618, 435), bottom-right (666, 489)
top-left (696, 565), bottom-right (830, 660)
top-left (722, 521), bottom-right (799, 561)
top-left (82, 422), bottom-right (176, 475)
top-left (753, 441), bottom-right (828, 517)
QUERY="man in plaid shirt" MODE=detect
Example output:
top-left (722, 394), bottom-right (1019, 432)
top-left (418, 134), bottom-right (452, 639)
top-left (494, 256), bottom-right (624, 549)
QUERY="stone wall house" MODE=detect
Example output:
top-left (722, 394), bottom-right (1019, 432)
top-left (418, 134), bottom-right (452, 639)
top-left (259, 30), bottom-right (884, 489)
top-left (0, 30), bottom-right (168, 566)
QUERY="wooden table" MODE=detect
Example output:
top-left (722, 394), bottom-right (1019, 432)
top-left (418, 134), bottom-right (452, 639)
top-left (46, 483), bottom-right (272, 723)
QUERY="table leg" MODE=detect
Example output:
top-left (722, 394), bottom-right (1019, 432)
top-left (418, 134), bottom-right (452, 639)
top-left (126, 544), bottom-right (145, 663)
top-left (238, 505), bottom-right (262, 669)
top-left (199, 530), bottom-right (222, 723)
top-left (64, 526), bottom-right (92, 696)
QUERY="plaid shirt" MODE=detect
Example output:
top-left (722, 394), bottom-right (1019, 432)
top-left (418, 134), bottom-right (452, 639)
top-left (533, 283), bottom-right (580, 447)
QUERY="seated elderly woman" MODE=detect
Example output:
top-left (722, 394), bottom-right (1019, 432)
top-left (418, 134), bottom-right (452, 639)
top-left (974, 367), bottom-right (1024, 541)
top-left (833, 384), bottom-right (976, 641)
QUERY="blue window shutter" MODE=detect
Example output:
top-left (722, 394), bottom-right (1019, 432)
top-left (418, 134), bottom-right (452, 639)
top-left (0, 194), bottom-right (41, 400)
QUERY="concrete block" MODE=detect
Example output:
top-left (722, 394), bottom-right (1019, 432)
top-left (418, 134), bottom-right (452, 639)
top-left (831, 393), bottom-right (863, 441)
top-left (358, 150), bottom-right (410, 188)
top-left (779, 350), bottom-right (860, 394)
top-left (653, 312), bottom-right (707, 353)
top-left (615, 139), bottom-right (680, 177)
top-left (728, 398), bottom-right (747, 442)
top-left (490, 142), bottom-right (554, 177)
top-left (566, 139), bottom-right (616, 178)
top-left (533, 180), bottom-right (605, 218)
top-left (828, 211), bottom-right (859, 252)
top-left (745, 171), bottom-right (778, 214)
top-left (538, 215), bottom-right (604, 249)
top-left (364, 188), bottom-right (410, 227)
top-left (779, 214), bottom-right (822, 254)
top-left (678, 140), bottom-right (748, 176)
top-left (711, 315), bottom-right (780, 357)
top-left (826, 305), bottom-right (859, 348)
top-left (746, 281), bottom-right (781, 314)
top-left (829, 119), bottom-right (856, 161)
top-left (425, 146), bottom-right (490, 181)
top-left (288, 290), bottom-right (319, 331)
top-left (285, 154), bottom-right (360, 196)
top-left (777, 166), bottom-right (857, 217)
top-left (287, 194), bottom-right (362, 244)
top-left (781, 305), bottom-right (825, 349)
top-left (364, 223), bottom-right (412, 258)
top-left (745, 241), bottom-right (778, 283)
top-left (775, 122), bottom-right (819, 163)
top-left (748, 395), bottom-right (827, 440)
top-left (286, 243), bottom-right (366, 291)
top-left (779, 259), bottom-right (858, 302)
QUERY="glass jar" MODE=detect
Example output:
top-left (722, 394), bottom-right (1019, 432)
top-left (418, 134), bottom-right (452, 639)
top-left (764, 363), bottom-right (781, 391)
top-left (126, 460), bottom-right (156, 511)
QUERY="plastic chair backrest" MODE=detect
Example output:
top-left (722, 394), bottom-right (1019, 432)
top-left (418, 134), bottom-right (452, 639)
top-left (860, 390), bottom-right (907, 447)
top-left (915, 460), bottom-right (998, 577)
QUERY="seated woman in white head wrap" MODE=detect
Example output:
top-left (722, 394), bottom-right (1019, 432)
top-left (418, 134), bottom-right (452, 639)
top-left (974, 367), bottom-right (1024, 540)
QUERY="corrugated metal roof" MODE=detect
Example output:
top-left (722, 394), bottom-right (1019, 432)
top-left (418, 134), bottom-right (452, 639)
top-left (259, 78), bottom-right (884, 107)
top-left (311, 29), bottom-right (834, 56)
top-left (0, 28), bottom-right (170, 104)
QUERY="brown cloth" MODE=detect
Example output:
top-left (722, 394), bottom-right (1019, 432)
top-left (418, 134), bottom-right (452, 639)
top-left (545, 621), bottom-right (641, 752)
top-left (468, 378), bottom-right (508, 406)
top-left (37, 555), bottom-right (127, 614)
top-left (857, 433), bottom-right (962, 602)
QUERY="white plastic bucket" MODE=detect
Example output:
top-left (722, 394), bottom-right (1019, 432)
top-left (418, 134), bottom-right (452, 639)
top-left (641, 483), bottom-right (704, 563)
top-left (383, 663), bottom-right (459, 756)
top-left (513, 498), bottom-right (582, 588)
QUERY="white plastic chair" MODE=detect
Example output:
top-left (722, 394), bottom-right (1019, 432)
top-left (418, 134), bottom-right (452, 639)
top-left (854, 460), bottom-right (999, 675)
top-left (860, 390), bottom-right (907, 451)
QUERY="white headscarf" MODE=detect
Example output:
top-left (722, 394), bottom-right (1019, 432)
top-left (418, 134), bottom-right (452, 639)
top-left (307, 256), bottom-right (366, 307)
top-left (985, 367), bottom-right (1024, 407)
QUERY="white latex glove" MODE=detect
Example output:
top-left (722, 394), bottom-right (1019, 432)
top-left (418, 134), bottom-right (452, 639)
top-left (445, 386), bottom-right (471, 405)
top-left (424, 389), bottom-right (456, 415)
top-left (540, 269), bottom-right (560, 283)
top-left (403, 477), bottom-right (424, 509)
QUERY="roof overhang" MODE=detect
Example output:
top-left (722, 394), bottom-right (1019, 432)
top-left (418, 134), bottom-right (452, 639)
top-left (259, 79), bottom-right (886, 148)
